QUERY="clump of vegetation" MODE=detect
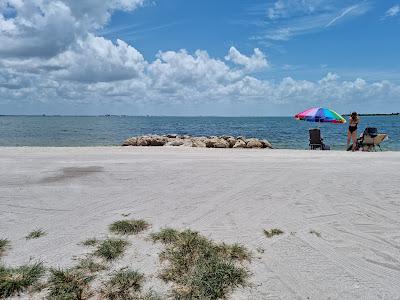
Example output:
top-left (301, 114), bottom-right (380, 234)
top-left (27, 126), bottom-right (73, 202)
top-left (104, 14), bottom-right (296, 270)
top-left (94, 238), bottom-right (129, 261)
top-left (150, 228), bottom-right (180, 244)
top-left (0, 239), bottom-right (11, 257)
top-left (263, 228), bottom-right (284, 238)
top-left (101, 268), bottom-right (145, 299)
top-left (0, 262), bottom-right (45, 298)
top-left (309, 230), bottom-right (321, 238)
top-left (47, 268), bottom-right (94, 300)
top-left (81, 238), bottom-right (99, 247)
top-left (109, 219), bottom-right (150, 235)
top-left (75, 258), bottom-right (107, 274)
top-left (152, 229), bottom-right (250, 299)
top-left (26, 229), bottom-right (46, 240)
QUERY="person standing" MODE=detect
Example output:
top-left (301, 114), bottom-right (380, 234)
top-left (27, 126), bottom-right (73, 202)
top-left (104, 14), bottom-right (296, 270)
top-left (347, 112), bottom-right (360, 151)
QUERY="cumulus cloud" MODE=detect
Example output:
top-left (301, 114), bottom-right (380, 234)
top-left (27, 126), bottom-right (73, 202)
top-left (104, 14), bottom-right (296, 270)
top-left (225, 47), bottom-right (268, 71)
top-left (0, 0), bottom-right (144, 58)
top-left (53, 34), bottom-right (147, 83)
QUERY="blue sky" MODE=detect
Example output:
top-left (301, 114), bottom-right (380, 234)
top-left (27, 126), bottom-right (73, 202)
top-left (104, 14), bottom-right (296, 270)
top-left (0, 0), bottom-right (399, 115)
top-left (104, 0), bottom-right (400, 82)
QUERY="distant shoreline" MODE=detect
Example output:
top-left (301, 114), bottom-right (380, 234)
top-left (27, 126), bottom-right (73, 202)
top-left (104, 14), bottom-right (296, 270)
top-left (342, 113), bottom-right (399, 117)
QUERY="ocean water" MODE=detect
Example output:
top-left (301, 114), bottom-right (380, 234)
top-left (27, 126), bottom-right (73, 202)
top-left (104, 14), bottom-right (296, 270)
top-left (0, 116), bottom-right (399, 150)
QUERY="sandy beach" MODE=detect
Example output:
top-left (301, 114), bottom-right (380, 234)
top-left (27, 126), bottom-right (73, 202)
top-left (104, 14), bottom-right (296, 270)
top-left (1, 147), bottom-right (400, 299)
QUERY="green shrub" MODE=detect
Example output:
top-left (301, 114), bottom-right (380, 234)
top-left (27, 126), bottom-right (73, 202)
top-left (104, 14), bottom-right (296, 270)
top-left (0, 262), bottom-right (45, 298)
top-left (109, 219), bottom-right (150, 235)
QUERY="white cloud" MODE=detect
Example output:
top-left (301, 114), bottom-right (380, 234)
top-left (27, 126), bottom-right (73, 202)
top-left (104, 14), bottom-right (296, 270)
top-left (326, 4), bottom-right (369, 27)
top-left (53, 34), bottom-right (147, 83)
top-left (225, 47), bottom-right (269, 71)
top-left (255, 1), bottom-right (370, 41)
top-left (384, 5), bottom-right (400, 18)
top-left (0, 0), bottom-right (144, 58)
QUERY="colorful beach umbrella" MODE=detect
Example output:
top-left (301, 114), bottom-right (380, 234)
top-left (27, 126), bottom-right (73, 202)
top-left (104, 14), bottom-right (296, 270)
top-left (295, 107), bottom-right (346, 124)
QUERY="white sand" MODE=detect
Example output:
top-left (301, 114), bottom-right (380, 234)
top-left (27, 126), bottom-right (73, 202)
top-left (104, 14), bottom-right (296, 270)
top-left (1, 147), bottom-right (400, 299)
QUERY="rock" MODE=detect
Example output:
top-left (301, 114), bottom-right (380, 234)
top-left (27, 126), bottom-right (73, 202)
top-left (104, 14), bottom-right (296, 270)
top-left (122, 137), bottom-right (138, 146)
top-left (192, 140), bottom-right (206, 148)
top-left (165, 140), bottom-right (184, 146)
top-left (222, 135), bottom-right (234, 141)
top-left (137, 136), bottom-right (151, 146)
top-left (260, 139), bottom-right (273, 149)
top-left (232, 140), bottom-right (246, 148)
top-left (246, 139), bottom-right (263, 148)
top-left (121, 134), bottom-right (272, 149)
top-left (227, 137), bottom-right (237, 148)
top-left (204, 138), bottom-right (229, 148)
top-left (149, 136), bottom-right (168, 146)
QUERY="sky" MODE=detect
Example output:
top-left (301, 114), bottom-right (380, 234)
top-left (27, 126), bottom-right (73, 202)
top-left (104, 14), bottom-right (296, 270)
top-left (0, 0), bottom-right (399, 116)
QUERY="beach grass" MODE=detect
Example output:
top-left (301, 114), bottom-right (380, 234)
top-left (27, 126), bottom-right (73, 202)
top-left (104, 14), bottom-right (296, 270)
top-left (109, 219), bottom-right (150, 235)
top-left (0, 239), bottom-right (11, 257)
top-left (81, 238), bottom-right (99, 247)
top-left (47, 268), bottom-right (94, 300)
top-left (94, 238), bottom-right (129, 261)
top-left (150, 228), bottom-right (180, 244)
top-left (101, 268), bottom-right (144, 299)
top-left (75, 257), bottom-right (107, 274)
top-left (152, 229), bottom-right (250, 299)
top-left (263, 228), bottom-right (284, 238)
top-left (0, 262), bottom-right (45, 298)
top-left (26, 229), bottom-right (46, 240)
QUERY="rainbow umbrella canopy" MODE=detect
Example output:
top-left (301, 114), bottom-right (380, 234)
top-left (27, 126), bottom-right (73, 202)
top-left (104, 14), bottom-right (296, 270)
top-left (295, 107), bottom-right (346, 124)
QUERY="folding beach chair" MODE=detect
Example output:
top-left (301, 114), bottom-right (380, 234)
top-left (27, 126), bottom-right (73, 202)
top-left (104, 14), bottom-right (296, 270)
top-left (309, 128), bottom-right (329, 150)
top-left (347, 127), bottom-right (388, 151)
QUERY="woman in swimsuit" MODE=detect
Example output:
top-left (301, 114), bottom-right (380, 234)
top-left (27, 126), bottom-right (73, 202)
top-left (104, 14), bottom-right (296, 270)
top-left (347, 112), bottom-right (360, 151)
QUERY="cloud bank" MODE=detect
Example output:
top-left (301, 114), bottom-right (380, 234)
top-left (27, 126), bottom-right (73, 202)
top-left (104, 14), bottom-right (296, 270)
top-left (0, 0), bottom-right (399, 115)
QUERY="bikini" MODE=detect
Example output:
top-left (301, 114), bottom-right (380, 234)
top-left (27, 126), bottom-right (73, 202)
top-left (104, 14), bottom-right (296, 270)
top-left (349, 121), bottom-right (358, 133)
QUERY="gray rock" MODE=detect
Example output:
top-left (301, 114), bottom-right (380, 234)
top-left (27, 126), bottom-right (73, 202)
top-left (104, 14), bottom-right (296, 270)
top-left (122, 137), bottom-right (138, 146)
top-left (165, 140), bottom-right (184, 146)
top-left (192, 140), bottom-right (207, 148)
top-left (150, 136), bottom-right (168, 146)
top-left (205, 138), bottom-right (229, 148)
top-left (232, 140), bottom-right (246, 148)
top-left (246, 139), bottom-right (263, 148)
top-left (227, 137), bottom-right (237, 148)
top-left (260, 139), bottom-right (273, 149)
top-left (137, 136), bottom-right (150, 146)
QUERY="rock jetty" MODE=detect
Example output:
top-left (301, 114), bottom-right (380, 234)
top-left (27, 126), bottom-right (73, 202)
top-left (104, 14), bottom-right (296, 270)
top-left (122, 135), bottom-right (272, 149)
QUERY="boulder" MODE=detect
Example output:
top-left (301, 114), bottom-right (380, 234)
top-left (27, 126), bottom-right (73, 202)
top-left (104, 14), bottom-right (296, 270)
top-left (149, 136), bottom-right (168, 146)
top-left (122, 137), bottom-right (138, 146)
top-left (260, 139), bottom-right (273, 149)
top-left (227, 137), bottom-right (237, 148)
top-left (246, 139), bottom-right (263, 148)
top-left (137, 136), bottom-right (151, 146)
top-left (205, 138), bottom-right (229, 148)
top-left (166, 134), bottom-right (177, 138)
top-left (165, 140), bottom-right (184, 146)
top-left (232, 140), bottom-right (246, 148)
top-left (192, 140), bottom-right (206, 148)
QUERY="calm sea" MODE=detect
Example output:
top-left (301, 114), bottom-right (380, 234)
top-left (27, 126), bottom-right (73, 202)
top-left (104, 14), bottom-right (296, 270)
top-left (0, 116), bottom-right (399, 150)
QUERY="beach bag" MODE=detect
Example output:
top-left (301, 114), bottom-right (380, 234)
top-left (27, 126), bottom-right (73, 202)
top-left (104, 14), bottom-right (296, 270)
top-left (364, 127), bottom-right (378, 138)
